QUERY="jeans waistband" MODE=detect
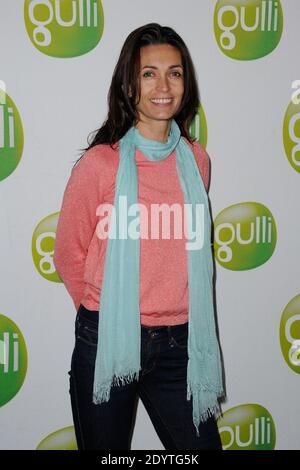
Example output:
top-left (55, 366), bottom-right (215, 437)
top-left (77, 303), bottom-right (188, 334)
top-left (77, 303), bottom-right (99, 324)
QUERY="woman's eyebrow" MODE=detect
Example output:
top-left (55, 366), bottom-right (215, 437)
top-left (141, 64), bottom-right (183, 69)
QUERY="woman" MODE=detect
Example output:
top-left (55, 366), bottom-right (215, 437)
top-left (54, 23), bottom-right (225, 450)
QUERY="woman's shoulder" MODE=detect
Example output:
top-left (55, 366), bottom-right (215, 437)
top-left (183, 138), bottom-right (210, 166)
top-left (83, 142), bottom-right (119, 161)
top-left (183, 138), bottom-right (211, 191)
top-left (74, 142), bottom-right (119, 173)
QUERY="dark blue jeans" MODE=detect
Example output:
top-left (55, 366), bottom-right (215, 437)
top-left (68, 303), bottom-right (223, 450)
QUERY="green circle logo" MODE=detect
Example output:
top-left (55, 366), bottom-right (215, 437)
top-left (24, 0), bottom-right (104, 58)
top-left (214, 0), bottom-right (283, 60)
top-left (214, 202), bottom-right (277, 270)
top-left (32, 212), bottom-right (62, 282)
top-left (280, 294), bottom-right (300, 374)
top-left (0, 314), bottom-right (28, 407)
top-left (189, 103), bottom-right (208, 147)
top-left (218, 404), bottom-right (276, 450)
top-left (283, 99), bottom-right (300, 173)
top-left (0, 91), bottom-right (24, 182)
top-left (37, 426), bottom-right (77, 449)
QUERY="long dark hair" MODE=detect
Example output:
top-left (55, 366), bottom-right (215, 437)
top-left (73, 23), bottom-right (200, 167)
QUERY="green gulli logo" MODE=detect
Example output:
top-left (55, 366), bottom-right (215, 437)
top-left (0, 91), bottom-right (24, 182)
top-left (283, 99), bottom-right (300, 173)
top-left (214, 0), bottom-right (283, 60)
top-left (24, 0), bottom-right (104, 58)
top-left (214, 202), bottom-right (277, 270)
top-left (0, 314), bottom-right (28, 407)
top-left (218, 404), bottom-right (276, 450)
top-left (189, 104), bottom-right (207, 147)
top-left (37, 426), bottom-right (77, 449)
top-left (280, 294), bottom-right (300, 374)
top-left (32, 212), bottom-right (62, 282)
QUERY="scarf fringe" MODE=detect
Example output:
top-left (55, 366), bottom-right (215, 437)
top-left (187, 380), bottom-right (224, 438)
top-left (93, 370), bottom-right (140, 404)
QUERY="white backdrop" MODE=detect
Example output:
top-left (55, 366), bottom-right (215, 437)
top-left (0, 0), bottom-right (299, 450)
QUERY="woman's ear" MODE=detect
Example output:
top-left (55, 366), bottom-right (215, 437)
top-left (128, 85), bottom-right (132, 98)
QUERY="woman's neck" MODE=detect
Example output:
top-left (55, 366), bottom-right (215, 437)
top-left (135, 120), bottom-right (171, 143)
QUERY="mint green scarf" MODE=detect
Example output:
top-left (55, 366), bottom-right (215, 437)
top-left (93, 119), bottom-right (224, 437)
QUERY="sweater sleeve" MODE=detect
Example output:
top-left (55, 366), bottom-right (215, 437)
top-left (53, 147), bottom-right (103, 311)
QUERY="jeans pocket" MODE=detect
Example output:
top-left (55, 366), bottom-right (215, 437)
top-left (170, 331), bottom-right (188, 349)
top-left (76, 320), bottom-right (98, 348)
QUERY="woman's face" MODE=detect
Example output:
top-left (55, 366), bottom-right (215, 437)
top-left (133, 43), bottom-right (184, 127)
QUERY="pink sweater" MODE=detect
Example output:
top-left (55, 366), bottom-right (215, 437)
top-left (53, 139), bottom-right (210, 326)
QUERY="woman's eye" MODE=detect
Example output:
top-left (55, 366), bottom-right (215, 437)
top-left (143, 71), bottom-right (154, 78)
top-left (171, 71), bottom-right (182, 78)
top-left (142, 70), bottom-right (183, 78)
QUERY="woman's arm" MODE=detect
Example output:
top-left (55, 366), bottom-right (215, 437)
top-left (53, 148), bottom-right (103, 311)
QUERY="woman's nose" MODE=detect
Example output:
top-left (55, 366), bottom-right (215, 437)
top-left (156, 75), bottom-right (170, 92)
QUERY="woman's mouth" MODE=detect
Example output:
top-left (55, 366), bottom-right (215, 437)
top-left (150, 98), bottom-right (173, 105)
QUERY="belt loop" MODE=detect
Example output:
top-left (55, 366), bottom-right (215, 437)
top-left (167, 325), bottom-right (172, 343)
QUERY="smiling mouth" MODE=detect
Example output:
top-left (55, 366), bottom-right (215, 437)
top-left (150, 98), bottom-right (173, 104)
